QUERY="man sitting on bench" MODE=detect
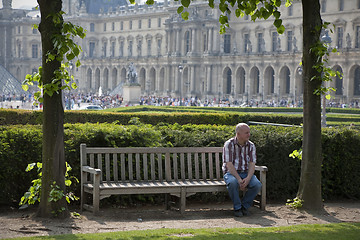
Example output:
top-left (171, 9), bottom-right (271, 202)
top-left (222, 123), bottom-right (262, 217)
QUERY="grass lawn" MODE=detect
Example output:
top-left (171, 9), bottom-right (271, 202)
top-left (5, 222), bottom-right (360, 240)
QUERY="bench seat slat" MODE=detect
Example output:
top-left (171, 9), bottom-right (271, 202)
top-left (84, 180), bottom-right (226, 190)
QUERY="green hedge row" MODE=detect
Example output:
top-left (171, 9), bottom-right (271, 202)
top-left (0, 109), bottom-right (304, 126)
top-left (1, 122), bottom-right (359, 207)
top-left (107, 106), bottom-right (360, 114)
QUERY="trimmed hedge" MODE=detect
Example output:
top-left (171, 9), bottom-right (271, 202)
top-left (1, 122), bottom-right (359, 207)
top-left (0, 109), bottom-right (304, 126)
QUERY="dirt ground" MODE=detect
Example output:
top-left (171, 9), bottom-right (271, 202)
top-left (1, 200), bottom-right (359, 239)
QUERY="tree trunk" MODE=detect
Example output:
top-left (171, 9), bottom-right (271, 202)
top-left (297, 0), bottom-right (323, 210)
top-left (37, 0), bottom-right (69, 218)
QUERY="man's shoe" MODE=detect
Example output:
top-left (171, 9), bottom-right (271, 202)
top-left (234, 209), bottom-right (243, 217)
top-left (241, 207), bottom-right (249, 216)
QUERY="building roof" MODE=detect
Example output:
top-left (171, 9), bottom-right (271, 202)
top-left (84, 0), bottom-right (128, 14)
top-left (0, 64), bottom-right (24, 95)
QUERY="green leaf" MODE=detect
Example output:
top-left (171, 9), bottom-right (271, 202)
top-left (285, 0), bottom-right (292, 7)
top-left (26, 163), bottom-right (36, 172)
top-left (209, 0), bottom-right (214, 8)
top-left (219, 15), bottom-right (228, 25)
top-left (22, 84), bottom-right (29, 91)
top-left (145, 0), bottom-right (154, 5)
top-left (177, 6), bottom-right (184, 14)
top-left (181, 0), bottom-right (190, 8)
top-left (235, 9), bottom-right (241, 18)
top-left (262, 10), bottom-right (272, 19)
top-left (274, 19), bottom-right (282, 28)
top-left (325, 94), bottom-right (331, 100)
top-left (66, 53), bottom-right (75, 61)
top-left (273, 10), bottom-right (281, 19)
top-left (71, 82), bottom-right (78, 89)
top-left (181, 11), bottom-right (189, 20)
top-left (219, 2), bottom-right (228, 13)
top-left (277, 25), bottom-right (285, 34)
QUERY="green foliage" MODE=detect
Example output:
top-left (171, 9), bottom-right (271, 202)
top-left (310, 23), bottom-right (343, 97)
top-left (1, 123), bottom-right (359, 207)
top-left (22, 11), bottom-right (86, 103)
top-left (0, 125), bottom-right (42, 205)
top-left (286, 197), bottom-right (304, 209)
top-left (289, 149), bottom-right (302, 161)
top-left (174, 0), bottom-right (291, 34)
top-left (19, 162), bottom-right (79, 211)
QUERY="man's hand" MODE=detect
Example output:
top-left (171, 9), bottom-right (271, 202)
top-left (242, 177), bottom-right (251, 189)
top-left (238, 178), bottom-right (246, 191)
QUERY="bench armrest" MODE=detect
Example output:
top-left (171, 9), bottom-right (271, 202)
top-left (255, 165), bottom-right (268, 172)
top-left (82, 166), bottom-right (102, 175)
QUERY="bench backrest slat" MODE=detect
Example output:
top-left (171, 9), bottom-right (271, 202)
top-left (194, 153), bottom-right (199, 181)
top-left (201, 152), bottom-right (206, 180)
top-left (180, 153), bottom-right (186, 180)
top-left (165, 152), bottom-right (171, 181)
top-left (215, 152), bottom-right (221, 179)
top-left (187, 153), bottom-right (193, 181)
top-left (97, 153), bottom-right (102, 183)
top-left (143, 154), bottom-right (148, 181)
top-left (105, 153), bottom-right (111, 182)
top-left (174, 153), bottom-right (179, 181)
top-left (113, 153), bottom-right (118, 181)
top-left (158, 153), bottom-right (163, 181)
top-left (81, 145), bottom-right (225, 183)
top-left (121, 153), bottom-right (126, 181)
top-left (150, 153), bottom-right (155, 180)
top-left (209, 153), bottom-right (214, 180)
top-left (135, 153), bottom-right (141, 180)
top-left (128, 154), bottom-right (133, 181)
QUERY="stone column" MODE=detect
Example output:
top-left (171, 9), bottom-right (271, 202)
top-left (208, 27), bottom-right (213, 53)
top-left (191, 28), bottom-right (196, 54)
top-left (176, 29), bottom-right (181, 55)
top-left (206, 66), bottom-right (212, 93)
top-left (190, 65), bottom-right (195, 93)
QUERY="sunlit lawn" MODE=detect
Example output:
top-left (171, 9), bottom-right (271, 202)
top-left (5, 222), bottom-right (360, 240)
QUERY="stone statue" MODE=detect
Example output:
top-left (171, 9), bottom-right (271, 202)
top-left (127, 62), bottom-right (138, 84)
top-left (346, 33), bottom-right (351, 49)
top-left (260, 38), bottom-right (265, 53)
top-left (2, 0), bottom-right (12, 9)
top-left (293, 37), bottom-right (298, 52)
top-left (277, 37), bottom-right (281, 51)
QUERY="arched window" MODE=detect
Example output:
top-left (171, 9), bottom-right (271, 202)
top-left (226, 69), bottom-right (232, 94)
top-left (354, 67), bottom-right (360, 96)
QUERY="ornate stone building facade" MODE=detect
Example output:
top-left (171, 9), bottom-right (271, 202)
top-left (1, 0), bottom-right (360, 105)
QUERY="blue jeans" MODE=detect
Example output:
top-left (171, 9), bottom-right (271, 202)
top-left (223, 171), bottom-right (262, 211)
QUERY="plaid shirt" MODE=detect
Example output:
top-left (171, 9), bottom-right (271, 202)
top-left (222, 137), bottom-right (257, 174)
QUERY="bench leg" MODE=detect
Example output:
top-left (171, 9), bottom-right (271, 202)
top-left (93, 174), bottom-right (100, 214)
top-left (260, 171), bottom-right (267, 210)
top-left (165, 194), bottom-right (170, 210)
top-left (180, 187), bottom-right (186, 214)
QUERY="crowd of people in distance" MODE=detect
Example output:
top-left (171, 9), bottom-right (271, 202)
top-left (1, 91), bottom-right (359, 110)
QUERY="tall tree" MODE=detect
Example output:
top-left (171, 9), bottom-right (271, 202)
top-left (297, 0), bottom-right (324, 210)
top-left (37, 0), bottom-right (68, 218)
top-left (22, 0), bottom-right (84, 217)
top-left (171, 0), bottom-right (325, 210)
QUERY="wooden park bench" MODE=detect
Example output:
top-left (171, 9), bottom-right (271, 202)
top-left (80, 143), bottom-right (268, 214)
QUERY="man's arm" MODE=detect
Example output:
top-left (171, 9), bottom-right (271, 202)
top-left (242, 162), bottom-right (255, 188)
top-left (226, 162), bottom-right (246, 190)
